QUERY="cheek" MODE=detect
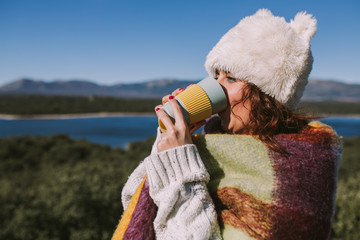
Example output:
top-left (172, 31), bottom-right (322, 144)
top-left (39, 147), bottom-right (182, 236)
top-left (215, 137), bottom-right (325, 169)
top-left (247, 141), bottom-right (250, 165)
top-left (230, 103), bottom-right (250, 126)
top-left (226, 87), bottom-right (244, 103)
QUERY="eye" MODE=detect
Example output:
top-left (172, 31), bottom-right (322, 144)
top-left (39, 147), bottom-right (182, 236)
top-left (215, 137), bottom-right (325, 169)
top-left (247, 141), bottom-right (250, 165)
top-left (226, 76), bottom-right (236, 82)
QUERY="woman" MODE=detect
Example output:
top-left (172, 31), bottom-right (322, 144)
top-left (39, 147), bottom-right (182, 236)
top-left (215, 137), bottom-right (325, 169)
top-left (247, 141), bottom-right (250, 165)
top-left (114, 9), bottom-right (342, 240)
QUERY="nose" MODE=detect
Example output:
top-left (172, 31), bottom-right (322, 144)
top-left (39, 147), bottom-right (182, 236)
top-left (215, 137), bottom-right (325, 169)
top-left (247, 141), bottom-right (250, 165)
top-left (216, 78), bottom-right (225, 90)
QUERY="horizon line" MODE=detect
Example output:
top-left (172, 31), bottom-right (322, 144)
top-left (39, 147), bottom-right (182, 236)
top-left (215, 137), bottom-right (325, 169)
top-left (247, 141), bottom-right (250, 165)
top-left (1, 76), bottom-right (359, 88)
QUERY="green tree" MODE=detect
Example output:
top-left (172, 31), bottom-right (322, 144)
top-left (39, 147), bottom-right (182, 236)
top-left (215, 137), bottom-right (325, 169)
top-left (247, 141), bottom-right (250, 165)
top-left (0, 135), bottom-right (154, 240)
top-left (330, 137), bottom-right (360, 240)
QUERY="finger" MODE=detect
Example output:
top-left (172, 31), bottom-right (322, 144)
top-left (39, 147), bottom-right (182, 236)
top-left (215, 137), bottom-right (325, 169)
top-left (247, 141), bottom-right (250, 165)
top-left (167, 96), bottom-right (187, 126)
top-left (189, 120), bottom-right (206, 135)
top-left (171, 88), bottom-right (185, 97)
top-left (162, 94), bottom-right (171, 105)
top-left (186, 84), bottom-right (194, 90)
top-left (155, 105), bottom-right (175, 131)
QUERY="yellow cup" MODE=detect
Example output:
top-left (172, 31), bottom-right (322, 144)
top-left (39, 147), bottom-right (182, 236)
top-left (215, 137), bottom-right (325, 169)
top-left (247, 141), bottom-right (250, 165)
top-left (158, 77), bottom-right (227, 132)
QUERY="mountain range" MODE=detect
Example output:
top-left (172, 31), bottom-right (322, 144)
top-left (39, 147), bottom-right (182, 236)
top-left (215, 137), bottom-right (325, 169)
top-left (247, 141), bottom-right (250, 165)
top-left (1, 78), bottom-right (359, 102)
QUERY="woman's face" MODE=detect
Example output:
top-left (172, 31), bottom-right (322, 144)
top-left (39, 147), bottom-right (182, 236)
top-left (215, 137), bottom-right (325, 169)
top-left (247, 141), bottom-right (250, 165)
top-left (216, 70), bottom-right (252, 134)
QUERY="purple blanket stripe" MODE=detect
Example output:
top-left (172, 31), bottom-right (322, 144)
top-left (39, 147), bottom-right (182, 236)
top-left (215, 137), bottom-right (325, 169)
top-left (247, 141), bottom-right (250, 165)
top-left (269, 133), bottom-right (339, 239)
top-left (123, 178), bottom-right (157, 240)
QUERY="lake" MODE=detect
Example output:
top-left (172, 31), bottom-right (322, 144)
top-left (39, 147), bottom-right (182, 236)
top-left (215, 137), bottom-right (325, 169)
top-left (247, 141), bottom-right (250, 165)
top-left (1, 116), bottom-right (359, 148)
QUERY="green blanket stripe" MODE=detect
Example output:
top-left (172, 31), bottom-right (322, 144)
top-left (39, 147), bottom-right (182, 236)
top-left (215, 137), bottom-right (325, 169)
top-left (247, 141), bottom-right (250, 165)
top-left (222, 224), bottom-right (256, 240)
top-left (193, 134), bottom-right (275, 203)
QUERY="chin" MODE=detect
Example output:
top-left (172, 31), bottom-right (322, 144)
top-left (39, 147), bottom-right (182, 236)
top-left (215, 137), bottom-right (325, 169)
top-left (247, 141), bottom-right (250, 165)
top-left (221, 121), bottom-right (244, 134)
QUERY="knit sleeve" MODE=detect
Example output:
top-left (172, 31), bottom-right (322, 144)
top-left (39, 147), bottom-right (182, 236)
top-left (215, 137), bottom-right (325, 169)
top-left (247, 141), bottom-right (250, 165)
top-left (144, 144), bottom-right (222, 240)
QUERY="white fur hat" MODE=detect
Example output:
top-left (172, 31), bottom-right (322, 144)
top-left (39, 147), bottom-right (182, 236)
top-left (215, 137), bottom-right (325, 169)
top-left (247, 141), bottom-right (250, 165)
top-left (205, 9), bottom-right (317, 109)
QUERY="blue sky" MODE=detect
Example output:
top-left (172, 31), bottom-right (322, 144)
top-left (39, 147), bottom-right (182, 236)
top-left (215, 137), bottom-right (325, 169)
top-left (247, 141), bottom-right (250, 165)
top-left (1, 0), bottom-right (359, 86)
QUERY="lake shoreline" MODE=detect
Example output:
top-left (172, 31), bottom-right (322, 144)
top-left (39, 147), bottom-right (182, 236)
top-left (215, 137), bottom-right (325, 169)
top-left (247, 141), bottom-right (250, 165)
top-left (0, 112), bottom-right (156, 120)
top-left (1, 114), bottom-right (359, 147)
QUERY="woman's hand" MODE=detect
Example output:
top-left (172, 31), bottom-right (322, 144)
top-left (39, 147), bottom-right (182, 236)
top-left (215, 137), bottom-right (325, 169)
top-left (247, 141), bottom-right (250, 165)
top-left (156, 87), bottom-right (206, 152)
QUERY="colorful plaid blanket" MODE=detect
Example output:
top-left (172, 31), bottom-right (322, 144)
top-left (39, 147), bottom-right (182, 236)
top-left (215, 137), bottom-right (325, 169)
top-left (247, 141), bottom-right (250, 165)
top-left (113, 121), bottom-right (341, 239)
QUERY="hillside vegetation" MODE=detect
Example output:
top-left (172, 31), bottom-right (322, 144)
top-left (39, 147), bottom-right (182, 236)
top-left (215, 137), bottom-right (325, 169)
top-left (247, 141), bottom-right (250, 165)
top-left (0, 135), bottom-right (359, 239)
top-left (0, 135), bottom-right (154, 240)
top-left (0, 95), bottom-right (359, 116)
top-left (298, 101), bottom-right (360, 116)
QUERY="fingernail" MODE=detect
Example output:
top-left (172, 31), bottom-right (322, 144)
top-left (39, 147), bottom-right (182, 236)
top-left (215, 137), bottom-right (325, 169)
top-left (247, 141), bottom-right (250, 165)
top-left (179, 88), bottom-right (184, 91)
top-left (155, 107), bottom-right (160, 111)
top-left (169, 95), bottom-right (174, 100)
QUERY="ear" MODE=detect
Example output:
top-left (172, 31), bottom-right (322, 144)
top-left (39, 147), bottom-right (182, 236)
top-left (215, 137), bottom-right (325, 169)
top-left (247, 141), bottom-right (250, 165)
top-left (290, 11), bottom-right (317, 42)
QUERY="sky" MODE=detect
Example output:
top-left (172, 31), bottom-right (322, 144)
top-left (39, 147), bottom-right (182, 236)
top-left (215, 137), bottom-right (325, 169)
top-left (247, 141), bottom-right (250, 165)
top-left (1, 0), bottom-right (360, 86)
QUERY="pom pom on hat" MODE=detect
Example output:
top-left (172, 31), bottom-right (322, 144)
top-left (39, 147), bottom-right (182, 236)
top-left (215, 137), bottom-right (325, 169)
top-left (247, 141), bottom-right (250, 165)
top-left (205, 9), bottom-right (317, 109)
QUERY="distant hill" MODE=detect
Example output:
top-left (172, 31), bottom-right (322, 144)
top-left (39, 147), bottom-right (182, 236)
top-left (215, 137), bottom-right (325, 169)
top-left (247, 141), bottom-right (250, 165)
top-left (0, 78), bottom-right (197, 99)
top-left (303, 79), bottom-right (360, 102)
top-left (1, 78), bottom-right (359, 102)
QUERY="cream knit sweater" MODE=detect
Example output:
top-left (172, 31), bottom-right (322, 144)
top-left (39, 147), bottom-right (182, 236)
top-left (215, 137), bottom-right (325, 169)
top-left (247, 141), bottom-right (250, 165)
top-left (121, 129), bottom-right (222, 240)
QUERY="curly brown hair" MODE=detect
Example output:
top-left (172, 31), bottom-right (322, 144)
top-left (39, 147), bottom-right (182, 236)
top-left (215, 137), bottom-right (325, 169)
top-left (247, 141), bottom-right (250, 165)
top-left (232, 81), bottom-right (316, 154)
